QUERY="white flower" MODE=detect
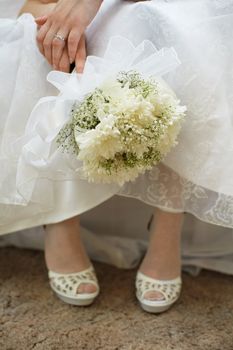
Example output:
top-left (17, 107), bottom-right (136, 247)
top-left (75, 114), bottom-right (123, 160)
top-left (58, 70), bottom-right (186, 185)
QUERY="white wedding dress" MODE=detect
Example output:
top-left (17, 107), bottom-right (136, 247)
top-left (0, 0), bottom-right (233, 274)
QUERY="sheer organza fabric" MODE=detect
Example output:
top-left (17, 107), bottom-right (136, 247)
top-left (86, 0), bottom-right (233, 227)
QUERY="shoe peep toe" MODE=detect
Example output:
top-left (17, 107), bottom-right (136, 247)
top-left (136, 270), bottom-right (182, 313)
top-left (48, 265), bottom-right (100, 306)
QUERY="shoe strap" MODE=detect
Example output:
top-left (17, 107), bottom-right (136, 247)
top-left (48, 265), bottom-right (95, 278)
top-left (48, 265), bottom-right (99, 297)
top-left (137, 271), bottom-right (181, 285)
top-left (136, 271), bottom-right (182, 302)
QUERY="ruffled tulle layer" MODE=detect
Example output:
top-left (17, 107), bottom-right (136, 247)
top-left (0, 14), bottom-right (117, 234)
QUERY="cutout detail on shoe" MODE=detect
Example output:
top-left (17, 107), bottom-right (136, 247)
top-left (49, 266), bottom-right (99, 298)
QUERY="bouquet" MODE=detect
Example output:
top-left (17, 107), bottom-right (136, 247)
top-left (57, 70), bottom-right (186, 185)
top-left (23, 37), bottom-right (186, 187)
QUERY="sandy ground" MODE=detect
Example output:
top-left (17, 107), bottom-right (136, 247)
top-left (0, 247), bottom-right (232, 350)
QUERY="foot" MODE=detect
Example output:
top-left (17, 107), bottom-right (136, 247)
top-left (139, 248), bottom-right (181, 301)
top-left (135, 271), bottom-right (182, 313)
top-left (138, 210), bottom-right (183, 302)
top-left (44, 217), bottom-right (97, 295)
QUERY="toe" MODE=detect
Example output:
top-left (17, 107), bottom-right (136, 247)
top-left (144, 291), bottom-right (165, 301)
top-left (77, 283), bottom-right (97, 294)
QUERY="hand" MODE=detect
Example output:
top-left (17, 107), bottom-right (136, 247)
top-left (51, 35), bottom-right (86, 73)
top-left (37, 15), bottom-right (86, 73)
top-left (35, 0), bottom-right (102, 70)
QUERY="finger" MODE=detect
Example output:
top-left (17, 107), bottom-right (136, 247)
top-left (35, 16), bottom-right (48, 25)
top-left (75, 36), bottom-right (87, 74)
top-left (67, 28), bottom-right (82, 64)
top-left (52, 29), bottom-right (69, 69)
top-left (36, 17), bottom-right (47, 32)
top-left (58, 48), bottom-right (70, 73)
top-left (36, 21), bottom-right (51, 55)
top-left (43, 24), bottom-right (59, 65)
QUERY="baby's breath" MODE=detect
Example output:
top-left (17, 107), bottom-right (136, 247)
top-left (117, 71), bottom-right (157, 98)
top-left (56, 123), bottom-right (78, 153)
top-left (71, 89), bottom-right (107, 130)
top-left (57, 70), bottom-right (186, 184)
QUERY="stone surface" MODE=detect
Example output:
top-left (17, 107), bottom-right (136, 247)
top-left (0, 247), bottom-right (232, 350)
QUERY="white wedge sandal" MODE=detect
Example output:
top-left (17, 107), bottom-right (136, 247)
top-left (136, 271), bottom-right (182, 313)
top-left (48, 265), bottom-right (100, 306)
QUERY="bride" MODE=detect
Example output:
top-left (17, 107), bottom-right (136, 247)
top-left (0, 0), bottom-right (233, 313)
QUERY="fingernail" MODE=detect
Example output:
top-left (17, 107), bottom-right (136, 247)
top-left (35, 15), bottom-right (45, 20)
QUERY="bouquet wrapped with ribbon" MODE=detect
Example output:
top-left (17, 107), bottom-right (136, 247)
top-left (21, 36), bottom-right (186, 189)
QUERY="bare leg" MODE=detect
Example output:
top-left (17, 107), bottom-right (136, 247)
top-left (19, 0), bottom-right (57, 17)
top-left (139, 209), bottom-right (184, 300)
top-left (45, 217), bottom-right (97, 294)
top-left (18, 2), bottom-right (97, 296)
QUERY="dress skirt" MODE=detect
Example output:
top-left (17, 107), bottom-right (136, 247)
top-left (0, 0), bottom-right (233, 236)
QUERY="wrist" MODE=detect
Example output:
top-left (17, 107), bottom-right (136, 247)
top-left (19, 1), bottom-right (56, 17)
top-left (90, 0), bottom-right (103, 6)
top-left (93, 0), bottom-right (103, 6)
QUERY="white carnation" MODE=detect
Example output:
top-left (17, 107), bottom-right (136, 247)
top-left (75, 114), bottom-right (123, 160)
top-left (58, 70), bottom-right (186, 185)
